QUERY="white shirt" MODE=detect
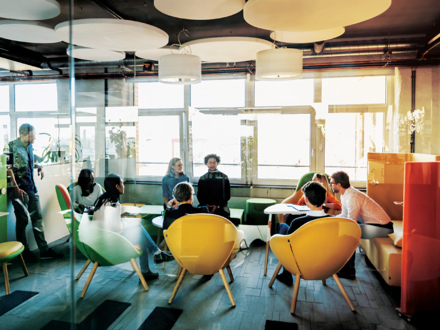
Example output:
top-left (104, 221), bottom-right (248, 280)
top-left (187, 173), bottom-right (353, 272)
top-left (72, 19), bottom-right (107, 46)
top-left (306, 209), bottom-right (327, 217)
top-left (73, 183), bottom-right (103, 210)
top-left (341, 187), bottom-right (391, 225)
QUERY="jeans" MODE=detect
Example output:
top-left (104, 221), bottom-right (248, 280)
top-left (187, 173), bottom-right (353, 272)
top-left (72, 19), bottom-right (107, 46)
top-left (12, 192), bottom-right (48, 252)
top-left (121, 223), bottom-right (159, 273)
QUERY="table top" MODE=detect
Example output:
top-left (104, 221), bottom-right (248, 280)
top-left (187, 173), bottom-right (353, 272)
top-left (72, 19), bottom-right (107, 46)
top-left (138, 204), bottom-right (164, 215)
top-left (264, 203), bottom-right (309, 215)
top-left (246, 198), bottom-right (277, 204)
top-left (152, 216), bottom-right (163, 228)
top-left (0, 212), bottom-right (9, 217)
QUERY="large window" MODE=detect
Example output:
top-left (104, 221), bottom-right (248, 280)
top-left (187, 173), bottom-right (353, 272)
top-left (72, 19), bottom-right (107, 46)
top-left (191, 114), bottom-right (242, 178)
top-left (138, 82), bottom-right (184, 109)
top-left (0, 85), bottom-right (8, 111)
top-left (255, 79), bottom-right (314, 106)
top-left (15, 83), bottom-right (58, 111)
top-left (0, 115), bottom-right (10, 153)
top-left (191, 79), bottom-right (245, 108)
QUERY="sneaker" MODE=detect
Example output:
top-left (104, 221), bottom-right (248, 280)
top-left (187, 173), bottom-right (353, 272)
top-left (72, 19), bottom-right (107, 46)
top-left (40, 248), bottom-right (64, 260)
top-left (141, 271), bottom-right (159, 281)
top-left (277, 269), bottom-right (293, 286)
top-left (153, 251), bottom-right (174, 264)
top-left (337, 271), bottom-right (356, 280)
top-left (22, 250), bottom-right (38, 263)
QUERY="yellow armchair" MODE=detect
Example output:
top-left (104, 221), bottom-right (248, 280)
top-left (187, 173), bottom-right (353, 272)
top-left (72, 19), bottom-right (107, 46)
top-left (164, 214), bottom-right (239, 307)
top-left (268, 217), bottom-right (361, 314)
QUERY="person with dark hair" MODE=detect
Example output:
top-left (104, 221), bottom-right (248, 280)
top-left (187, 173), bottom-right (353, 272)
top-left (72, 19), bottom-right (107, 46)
top-left (330, 171), bottom-right (393, 279)
top-left (8, 123), bottom-right (63, 262)
top-left (197, 154), bottom-right (235, 223)
top-left (163, 182), bottom-right (209, 230)
top-left (161, 157), bottom-right (189, 209)
top-left (92, 174), bottom-right (174, 280)
top-left (276, 181), bottom-right (333, 286)
top-left (72, 169), bottom-right (103, 213)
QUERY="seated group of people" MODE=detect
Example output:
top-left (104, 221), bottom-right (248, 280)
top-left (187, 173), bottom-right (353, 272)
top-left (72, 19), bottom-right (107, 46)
top-left (276, 171), bottom-right (394, 284)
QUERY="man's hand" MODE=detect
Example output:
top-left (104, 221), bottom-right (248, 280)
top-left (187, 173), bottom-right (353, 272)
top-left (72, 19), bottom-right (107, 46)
top-left (167, 198), bottom-right (178, 208)
top-left (13, 187), bottom-right (26, 202)
top-left (207, 205), bottom-right (217, 213)
top-left (38, 167), bottom-right (44, 180)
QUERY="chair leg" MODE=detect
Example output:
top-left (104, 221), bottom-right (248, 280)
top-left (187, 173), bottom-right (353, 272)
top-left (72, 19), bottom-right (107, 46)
top-left (268, 262), bottom-right (282, 288)
top-left (333, 274), bottom-right (355, 311)
top-left (177, 266), bottom-right (182, 277)
top-left (80, 262), bottom-right (99, 298)
top-left (19, 254), bottom-right (29, 277)
top-left (264, 215), bottom-right (272, 276)
top-left (2, 262), bottom-right (10, 295)
top-left (226, 265), bottom-right (234, 283)
top-left (76, 260), bottom-right (91, 280)
top-left (168, 268), bottom-right (186, 304)
top-left (219, 268), bottom-right (236, 307)
top-left (130, 259), bottom-right (149, 291)
top-left (291, 275), bottom-right (301, 314)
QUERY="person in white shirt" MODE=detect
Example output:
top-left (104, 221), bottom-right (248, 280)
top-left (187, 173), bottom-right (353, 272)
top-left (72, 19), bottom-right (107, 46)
top-left (72, 169), bottom-right (103, 213)
top-left (330, 171), bottom-right (394, 279)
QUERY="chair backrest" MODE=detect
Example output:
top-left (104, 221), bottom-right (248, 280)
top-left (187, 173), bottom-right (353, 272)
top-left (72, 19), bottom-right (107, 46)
top-left (165, 213), bottom-right (238, 275)
top-left (55, 184), bottom-right (71, 210)
top-left (78, 215), bottom-right (140, 266)
top-left (270, 217), bottom-right (361, 280)
top-left (284, 172), bottom-right (331, 205)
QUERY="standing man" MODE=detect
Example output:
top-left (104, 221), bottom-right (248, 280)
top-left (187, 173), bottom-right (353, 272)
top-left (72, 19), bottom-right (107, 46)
top-left (330, 171), bottom-right (393, 279)
top-left (9, 123), bottom-right (63, 262)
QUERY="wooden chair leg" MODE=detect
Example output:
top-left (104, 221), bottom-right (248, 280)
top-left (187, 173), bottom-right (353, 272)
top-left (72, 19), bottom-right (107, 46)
top-left (76, 260), bottom-right (91, 280)
top-left (177, 266), bottom-right (182, 277)
top-left (2, 262), bottom-right (10, 295)
top-left (264, 215), bottom-right (272, 276)
top-left (19, 254), bottom-right (29, 277)
top-left (333, 274), bottom-right (355, 311)
top-left (268, 262), bottom-right (282, 288)
top-left (226, 265), bottom-right (234, 283)
top-left (219, 269), bottom-right (236, 307)
top-left (162, 243), bottom-right (168, 270)
top-left (130, 259), bottom-right (149, 291)
top-left (168, 268), bottom-right (186, 304)
top-left (291, 275), bottom-right (301, 314)
top-left (80, 262), bottom-right (99, 298)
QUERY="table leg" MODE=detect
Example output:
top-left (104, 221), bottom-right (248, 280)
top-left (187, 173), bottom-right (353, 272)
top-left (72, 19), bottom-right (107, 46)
top-left (156, 228), bottom-right (162, 246)
top-left (264, 214), bottom-right (272, 276)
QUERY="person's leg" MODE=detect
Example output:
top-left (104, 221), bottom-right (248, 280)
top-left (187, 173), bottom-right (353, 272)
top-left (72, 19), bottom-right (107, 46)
top-left (12, 195), bottom-right (31, 251)
top-left (122, 224), bottom-right (158, 273)
top-left (359, 223), bottom-right (394, 239)
top-left (27, 193), bottom-right (49, 253)
top-left (279, 223), bottom-right (289, 235)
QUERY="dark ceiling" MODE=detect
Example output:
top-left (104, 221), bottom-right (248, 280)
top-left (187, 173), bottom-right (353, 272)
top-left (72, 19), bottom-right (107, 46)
top-left (1, 0), bottom-right (440, 78)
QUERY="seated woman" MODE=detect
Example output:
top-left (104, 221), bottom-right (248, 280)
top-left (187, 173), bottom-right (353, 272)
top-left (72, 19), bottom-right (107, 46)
top-left (197, 154), bottom-right (236, 224)
top-left (162, 157), bottom-right (190, 209)
top-left (163, 182), bottom-right (209, 230)
top-left (92, 174), bottom-right (174, 280)
top-left (72, 169), bottom-right (103, 213)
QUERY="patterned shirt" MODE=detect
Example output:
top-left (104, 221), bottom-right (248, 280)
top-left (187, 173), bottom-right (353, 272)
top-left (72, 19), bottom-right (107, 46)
top-left (341, 187), bottom-right (391, 225)
top-left (9, 138), bottom-right (38, 194)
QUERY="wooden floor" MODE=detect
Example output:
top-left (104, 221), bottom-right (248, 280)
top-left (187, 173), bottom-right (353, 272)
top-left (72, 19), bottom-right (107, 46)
top-left (0, 238), bottom-right (434, 330)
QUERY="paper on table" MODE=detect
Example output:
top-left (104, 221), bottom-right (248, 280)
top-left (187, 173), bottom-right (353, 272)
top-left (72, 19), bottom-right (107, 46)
top-left (288, 204), bottom-right (310, 212)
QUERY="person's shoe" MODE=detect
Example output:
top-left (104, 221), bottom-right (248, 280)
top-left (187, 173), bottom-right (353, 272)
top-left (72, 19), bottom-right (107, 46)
top-left (277, 270), bottom-right (293, 286)
top-left (40, 248), bottom-right (64, 260)
top-left (337, 271), bottom-right (356, 280)
top-left (203, 274), bottom-right (214, 281)
top-left (22, 250), bottom-right (38, 263)
top-left (154, 251), bottom-right (174, 264)
top-left (141, 271), bottom-right (159, 281)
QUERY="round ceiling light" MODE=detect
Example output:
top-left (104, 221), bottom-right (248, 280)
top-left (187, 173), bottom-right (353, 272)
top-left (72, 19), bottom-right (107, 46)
top-left (67, 46), bottom-right (125, 62)
top-left (154, 0), bottom-right (245, 20)
top-left (256, 48), bottom-right (303, 80)
top-left (244, 0), bottom-right (391, 32)
top-left (55, 19), bottom-right (169, 52)
top-left (0, 21), bottom-right (60, 43)
top-left (182, 37), bottom-right (273, 63)
top-left (0, 0), bottom-right (60, 20)
top-left (270, 27), bottom-right (345, 44)
top-left (159, 54), bottom-right (201, 85)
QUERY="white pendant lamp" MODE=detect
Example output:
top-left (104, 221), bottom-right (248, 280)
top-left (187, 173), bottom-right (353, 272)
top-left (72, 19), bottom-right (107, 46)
top-left (270, 27), bottom-right (345, 44)
top-left (256, 48), bottom-right (303, 80)
top-left (154, 0), bottom-right (245, 20)
top-left (244, 0), bottom-right (391, 32)
top-left (159, 54), bottom-right (201, 84)
top-left (0, 0), bottom-right (60, 20)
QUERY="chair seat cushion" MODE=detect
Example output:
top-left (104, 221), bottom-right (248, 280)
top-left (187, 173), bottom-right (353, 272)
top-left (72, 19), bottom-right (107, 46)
top-left (0, 242), bottom-right (24, 260)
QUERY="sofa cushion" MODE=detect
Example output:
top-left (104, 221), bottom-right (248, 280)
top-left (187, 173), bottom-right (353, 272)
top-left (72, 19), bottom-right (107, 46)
top-left (388, 220), bottom-right (403, 247)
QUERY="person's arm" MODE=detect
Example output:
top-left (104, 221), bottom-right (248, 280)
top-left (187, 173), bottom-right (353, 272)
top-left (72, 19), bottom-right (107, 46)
top-left (297, 196), bottom-right (306, 206)
top-left (224, 175), bottom-right (231, 203)
top-left (323, 193), bottom-right (342, 210)
top-left (196, 177), bottom-right (207, 206)
top-left (72, 186), bottom-right (84, 212)
top-left (37, 165), bottom-right (44, 180)
top-left (162, 176), bottom-right (171, 206)
top-left (344, 195), bottom-right (361, 221)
